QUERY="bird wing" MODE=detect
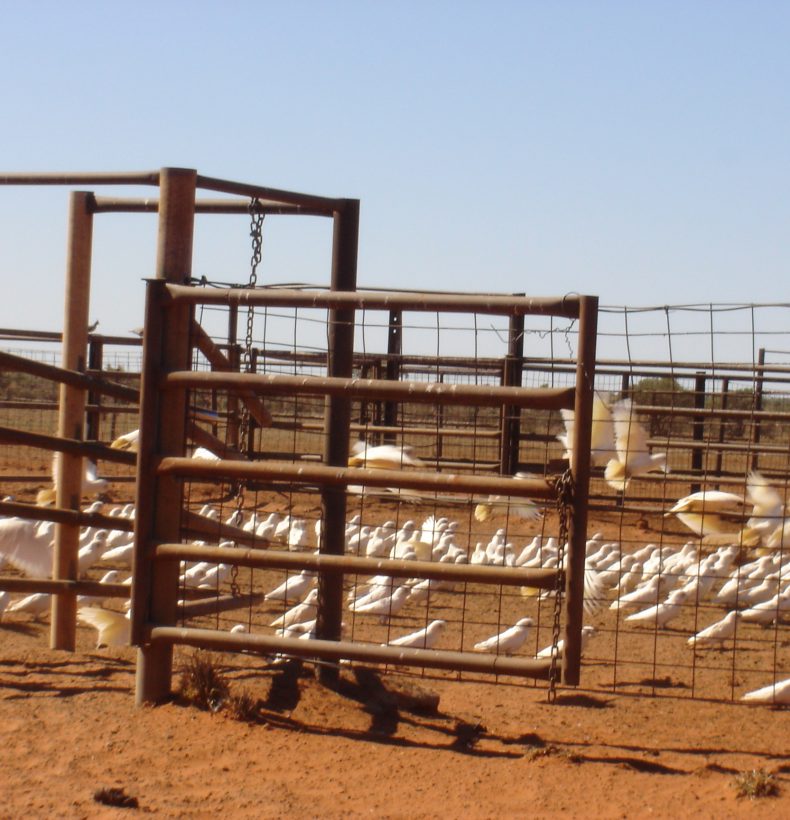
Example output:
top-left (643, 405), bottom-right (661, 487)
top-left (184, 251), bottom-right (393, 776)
top-left (611, 399), bottom-right (650, 463)
top-left (77, 606), bottom-right (130, 646)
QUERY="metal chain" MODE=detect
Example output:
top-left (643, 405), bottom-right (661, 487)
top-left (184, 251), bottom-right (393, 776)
top-left (548, 467), bottom-right (574, 703)
top-left (230, 198), bottom-right (265, 598)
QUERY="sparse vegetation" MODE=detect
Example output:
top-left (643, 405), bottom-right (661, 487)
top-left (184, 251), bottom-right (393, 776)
top-left (226, 690), bottom-right (260, 722)
top-left (178, 651), bottom-right (230, 712)
top-left (733, 769), bottom-right (778, 800)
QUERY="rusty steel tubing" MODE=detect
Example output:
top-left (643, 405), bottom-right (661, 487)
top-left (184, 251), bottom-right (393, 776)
top-left (164, 283), bottom-right (583, 318)
top-left (0, 499), bottom-right (135, 532)
top-left (162, 370), bottom-right (576, 411)
top-left (0, 578), bottom-right (131, 598)
top-left (153, 542), bottom-right (562, 590)
top-left (89, 196), bottom-right (331, 216)
top-left (146, 625), bottom-right (554, 680)
top-left (194, 174), bottom-right (342, 212)
top-left (0, 350), bottom-right (139, 403)
top-left (157, 456), bottom-right (557, 499)
top-left (0, 171), bottom-right (160, 185)
top-left (0, 425), bottom-right (137, 466)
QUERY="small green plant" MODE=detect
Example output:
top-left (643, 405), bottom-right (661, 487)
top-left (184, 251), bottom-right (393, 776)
top-left (733, 769), bottom-right (778, 800)
top-left (178, 651), bottom-right (230, 712)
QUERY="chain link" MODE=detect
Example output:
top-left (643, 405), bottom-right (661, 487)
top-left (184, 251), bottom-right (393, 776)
top-left (230, 198), bottom-right (264, 599)
top-left (548, 467), bottom-right (574, 704)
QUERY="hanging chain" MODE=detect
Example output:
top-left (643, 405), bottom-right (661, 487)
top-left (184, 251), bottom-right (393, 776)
top-left (548, 467), bottom-right (574, 704)
top-left (230, 198), bottom-right (265, 598)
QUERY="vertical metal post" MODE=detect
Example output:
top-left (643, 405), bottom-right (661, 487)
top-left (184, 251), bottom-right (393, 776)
top-left (85, 336), bottom-right (103, 443)
top-left (620, 372), bottom-right (630, 399)
top-left (134, 168), bottom-right (196, 705)
top-left (51, 191), bottom-right (95, 650)
top-left (316, 199), bottom-right (359, 686)
top-left (715, 377), bottom-right (730, 481)
top-left (751, 347), bottom-right (766, 471)
top-left (500, 307), bottom-right (524, 475)
top-left (226, 305), bottom-right (240, 449)
top-left (562, 295), bottom-right (598, 686)
top-left (691, 371), bottom-right (706, 493)
top-left (383, 310), bottom-right (401, 445)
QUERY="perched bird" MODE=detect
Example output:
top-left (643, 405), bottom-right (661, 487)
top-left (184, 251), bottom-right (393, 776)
top-left (110, 429), bottom-right (139, 452)
top-left (474, 472), bottom-right (543, 523)
top-left (557, 393), bottom-right (617, 467)
top-left (385, 620), bottom-right (446, 649)
top-left (473, 617), bottom-right (533, 654)
top-left (77, 606), bottom-right (130, 647)
top-left (741, 678), bottom-right (790, 705)
top-left (6, 592), bottom-right (51, 618)
top-left (264, 570), bottom-right (316, 604)
top-left (348, 441), bottom-right (424, 470)
top-left (604, 399), bottom-right (667, 491)
top-left (687, 611), bottom-right (741, 649)
top-left (192, 446), bottom-right (220, 462)
top-left (624, 588), bottom-right (689, 628)
top-left (536, 625), bottom-right (597, 658)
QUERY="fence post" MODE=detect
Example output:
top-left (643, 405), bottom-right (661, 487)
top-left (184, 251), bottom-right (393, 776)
top-left (51, 190), bottom-right (95, 651)
top-left (383, 309), bottom-right (401, 445)
top-left (134, 168), bottom-right (196, 705)
top-left (715, 377), bottom-right (730, 482)
top-left (85, 336), bottom-right (103, 443)
top-left (751, 347), bottom-right (766, 471)
top-left (500, 306), bottom-right (524, 475)
top-left (316, 199), bottom-right (359, 686)
top-left (690, 372), bottom-right (706, 493)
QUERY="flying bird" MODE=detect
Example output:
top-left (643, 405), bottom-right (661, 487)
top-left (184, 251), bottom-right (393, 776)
top-left (557, 392), bottom-right (617, 467)
top-left (110, 429), bottom-right (140, 452)
top-left (77, 606), bottom-right (130, 647)
top-left (474, 472), bottom-right (543, 523)
top-left (604, 399), bottom-right (667, 491)
top-left (348, 441), bottom-right (424, 470)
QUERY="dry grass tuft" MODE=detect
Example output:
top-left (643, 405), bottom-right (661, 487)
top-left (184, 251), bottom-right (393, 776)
top-left (226, 690), bottom-right (260, 723)
top-left (178, 651), bottom-right (230, 712)
top-left (733, 769), bottom-right (778, 800)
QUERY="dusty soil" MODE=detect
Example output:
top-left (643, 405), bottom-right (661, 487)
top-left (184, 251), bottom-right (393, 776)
top-left (1, 621), bottom-right (789, 819)
top-left (2, 477), bottom-right (790, 817)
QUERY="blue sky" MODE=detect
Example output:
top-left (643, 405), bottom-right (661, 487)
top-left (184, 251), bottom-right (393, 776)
top-left (1, 2), bottom-right (789, 342)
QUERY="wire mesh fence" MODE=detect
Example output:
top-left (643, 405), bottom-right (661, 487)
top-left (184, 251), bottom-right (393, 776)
top-left (1, 300), bottom-right (789, 703)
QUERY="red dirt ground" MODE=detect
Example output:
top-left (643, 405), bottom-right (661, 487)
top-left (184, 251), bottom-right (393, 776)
top-left (1, 621), bottom-right (788, 818)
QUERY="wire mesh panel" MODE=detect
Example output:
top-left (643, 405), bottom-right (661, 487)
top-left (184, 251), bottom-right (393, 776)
top-left (132, 281), bottom-right (597, 702)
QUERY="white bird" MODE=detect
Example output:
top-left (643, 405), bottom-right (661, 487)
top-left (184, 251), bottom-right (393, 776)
top-left (557, 392), bottom-right (617, 467)
top-left (385, 619), bottom-right (446, 649)
top-left (192, 446), bottom-right (220, 462)
top-left (537, 625), bottom-right (597, 658)
top-left (78, 530), bottom-right (109, 575)
top-left (38, 453), bottom-right (109, 506)
top-left (110, 429), bottom-right (139, 451)
top-left (0, 590), bottom-right (10, 619)
top-left (687, 611), bottom-right (741, 649)
top-left (473, 617), bottom-right (533, 654)
top-left (77, 606), bottom-right (130, 647)
top-left (740, 587), bottom-right (790, 624)
top-left (352, 585), bottom-right (411, 619)
top-left (77, 570), bottom-right (123, 606)
top-left (348, 441), bottom-right (424, 469)
top-left (665, 490), bottom-right (748, 537)
top-left (264, 570), bottom-right (316, 603)
top-left (270, 589), bottom-right (319, 628)
top-left (625, 588), bottom-right (689, 628)
top-left (474, 472), bottom-right (543, 523)
top-left (741, 678), bottom-right (790, 705)
top-left (255, 511), bottom-right (281, 541)
top-left (604, 399), bottom-right (667, 491)
top-left (0, 516), bottom-right (53, 577)
top-left (6, 593), bottom-right (51, 618)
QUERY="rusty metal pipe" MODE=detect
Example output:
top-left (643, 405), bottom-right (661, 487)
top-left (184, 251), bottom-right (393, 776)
top-left (157, 456), bottom-right (557, 499)
top-left (164, 283), bottom-right (583, 318)
top-left (0, 500), bottom-right (134, 532)
top-left (147, 625), bottom-right (554, 679)
top-left (162, 370), bottom-right (576, 410)
top-left (153, 542), bottom-right (561, 589)
top-left (0, 426), bottom-right (136, 465)
top-left (0, 171), bottom-right (160, 185)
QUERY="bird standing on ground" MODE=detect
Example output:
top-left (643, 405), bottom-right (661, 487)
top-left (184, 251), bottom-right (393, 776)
top-left (385, 620), bottom-right (446, 649)
top-left (473, 617), bottom-right (534, 654)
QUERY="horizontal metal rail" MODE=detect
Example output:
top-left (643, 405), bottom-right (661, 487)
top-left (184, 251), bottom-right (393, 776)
top-left (0, 426), bottom-right (137, 466)
top-left (154, 542), bottom-right (561, 589)
top-left (0, 350), bottom-right (139, 403)
top-left (159, 457), bottom-right (558, 500)
top-left (0, 500), bottom-right (134, 532)
top-left (165, 283), bottom-right (583, 318)
top-left (90, 196), bottom-right (330, 217)
top-left (0, 577), bottom-right (131, 598)
top-left (195, 174), bottom-right (346, 212)
top-left (163, 370), bottom-right (576, 410)
top-left (147, 625), bottom-right (554, 679)
top-left (0, 171), bottom-right (160, 186)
